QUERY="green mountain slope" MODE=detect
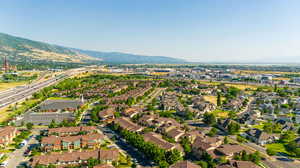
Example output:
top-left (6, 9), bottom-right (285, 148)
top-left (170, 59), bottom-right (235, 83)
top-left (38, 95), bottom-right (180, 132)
top-left (0, 33), bottom-right (185, 64)
top-left (0, 33), bottom-right (97, 63)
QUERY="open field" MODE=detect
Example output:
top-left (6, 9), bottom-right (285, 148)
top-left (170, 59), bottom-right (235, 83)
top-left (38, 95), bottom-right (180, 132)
top-left (234, 70), bottom-right (300, 75)
top-left (212, 109), bottom-right (229, 118)
top-left (72, 71), bottom-right (94, 78)
top-left (203, 95), bottom-right (217, 105)
top-left (47, 97), bottom-right (74, 100)
top-left (251, 123), bottom-right (265, 130)
top-left (225, 83), bottom-right (258, 90)
top-left (198, 80), bottom-right (258, 91)
top-left (203, 95), bottom-right (225, 105)
top-left (150, 72), bottom-right (170, 76)
top-left (198, 81), bottom-right (220, 85)
top-left (265, 143), bottom-right (292, 156)
top-left (0, 81), bottom-right (27, 91)
top-left (0, 106), bottom-right (11, 122)
top-left (273, 77), bottom-right (290, 81)
top-left (0, 98), bottom-right (40, 123)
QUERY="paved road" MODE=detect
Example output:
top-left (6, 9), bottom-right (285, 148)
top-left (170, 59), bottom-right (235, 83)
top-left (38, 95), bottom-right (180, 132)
top-left (246, 142), bottom-right (300, 168)
top-left (0, 75), bottom-right (65, 109)
top-left (0, 68), bottom-right (87, 110)
top-left (98, 126), bottom-right (153, 167)
top-left (80, 96), bottom-right (154, 167)
top-left (6, 129), bottom-right (40, 168)
top-left (237, 97), bottom-right (254, 116)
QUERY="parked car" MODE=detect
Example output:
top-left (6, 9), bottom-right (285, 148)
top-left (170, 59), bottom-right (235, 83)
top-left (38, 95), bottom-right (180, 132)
top-left (0, 161), bottom-right (8, 168)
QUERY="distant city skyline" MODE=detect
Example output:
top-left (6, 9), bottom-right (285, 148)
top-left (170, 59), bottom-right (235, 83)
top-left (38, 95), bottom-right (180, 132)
top-left (1, 0), bottom-right (300, 62)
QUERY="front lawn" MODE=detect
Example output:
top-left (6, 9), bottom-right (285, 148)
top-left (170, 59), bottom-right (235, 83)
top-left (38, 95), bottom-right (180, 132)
top-left (212, 109), bottom-right (229, 118)
top-left (265, 143), bottom-right (291, 156)
top-left (251, 124), bottom-right (264, 130)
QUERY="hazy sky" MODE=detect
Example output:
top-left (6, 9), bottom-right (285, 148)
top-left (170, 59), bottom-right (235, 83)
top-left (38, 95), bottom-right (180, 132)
top-left (1, 0), bottom-right (300, 62)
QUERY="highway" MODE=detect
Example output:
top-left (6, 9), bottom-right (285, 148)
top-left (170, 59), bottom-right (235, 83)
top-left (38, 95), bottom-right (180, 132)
top-left (0, 68), bottom-right (86, 110)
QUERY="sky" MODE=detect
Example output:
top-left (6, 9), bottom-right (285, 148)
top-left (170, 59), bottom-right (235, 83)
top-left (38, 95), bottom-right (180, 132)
top-left (1, 0), bottom-right (300, 63)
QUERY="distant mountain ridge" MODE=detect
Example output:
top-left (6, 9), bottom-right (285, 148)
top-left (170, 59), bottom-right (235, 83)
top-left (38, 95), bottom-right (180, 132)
top-left (73, 49), bottom-right (185, 64)
top-left (0, 32), bottom-right (185, 64)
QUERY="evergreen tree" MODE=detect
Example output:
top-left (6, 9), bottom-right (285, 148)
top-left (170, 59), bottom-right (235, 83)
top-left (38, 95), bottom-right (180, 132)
top-left (217, 92), bottom-right (222, 106)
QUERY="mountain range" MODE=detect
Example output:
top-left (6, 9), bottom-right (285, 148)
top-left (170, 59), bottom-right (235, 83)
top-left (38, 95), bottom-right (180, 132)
top-left (0, 33), bottom-right (185, 64)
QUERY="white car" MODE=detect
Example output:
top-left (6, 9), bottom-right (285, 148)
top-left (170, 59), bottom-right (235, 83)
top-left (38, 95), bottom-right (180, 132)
top-left (0, 161), bottom-right (8, 167)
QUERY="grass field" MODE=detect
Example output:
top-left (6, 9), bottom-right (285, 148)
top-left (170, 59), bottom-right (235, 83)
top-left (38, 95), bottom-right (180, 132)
top-left (273, 77), bottom-right (290, 81)
top-left (47, 97), bottom-right (73, 100)
top-left (198, 80), bottom-right (258, 91)
top-left (0, 98), bottom-right (40, 123)
top-left (212, 109), bottom-right (229, 118)
top-left (203, 95), bottom-right (225, 105)
top-left (225, 83), bottom-right (258, 90)
top-left (203, 95), bottom-right (218, 105)
top-left (265, 143), bottom-right (291, 156)
top-left (234, 70), bottom-right (300, 75)
top-left (0, 81), bottom-right (27, 91)
top-left (73, 71), bottom-right (94, 78)
top-left (0, 106), bottom-right (11, 122)
top-left (198, 81), bottom-right (220, 85)
top-left (150, 72), bottom-right (170, 76)
top-left (251, 123), bottom-right (264, 130)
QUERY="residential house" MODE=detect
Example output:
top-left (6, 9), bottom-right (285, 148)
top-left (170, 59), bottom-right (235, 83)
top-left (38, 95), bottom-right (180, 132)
top-left (295, 115), bottom-right (300, 124)
top-left (238, 113), bottom-right (257, 125)
top-left (229, 160), bottom-right (260, 168)
top-left (138, 115), bottom-right (181, 129)
top-left (217, 119), bottom-right (238, 132)
top-left (122, 107), bottom-right (141, 118)
top-left (114, 117), bottom-right (143, 132)
top-left (143, 132), bottom-right (182, 152)
top-left (170, 160), bottom-right (200, 168)
top-left (214, 144), bottom-right (250, 160)
top-left (191, 97), bottom-right (216, 117)
top-left (192, 136), bottom-right (223, 159)
top-left (41, 133), bottom-right (105, 152)
top-left (47, 126), bottom-right (97, 136)
top-left (245, 128), bottom-right (279, 146)
top-left (31, 149), bottom-right (119, 167)
top-left (276, 119), bottom-right (295, 131)
top-left (0, 126), bottom-right (18, 147)
top-left (217, 160), bottom-right (260, 168)
top-left (98, 108), bottom-right (115, 121)
top-left (183, 130), bottom-right (204, 143)
top-left (94, 164), bottom-right (114, 168)
top-left (138, 114), bottom-right (158, 126)
top-left (223, 99), bottom-right (243, 112)
top-left (165, 128), bottom-right (185, 142)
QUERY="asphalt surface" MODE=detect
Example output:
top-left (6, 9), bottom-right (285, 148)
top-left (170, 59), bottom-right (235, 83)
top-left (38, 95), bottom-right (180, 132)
top-left (0, 75), bottom-right (65, 109)
top-left (98, 126), bottom-right (154, 167)
top-left (0, 68), bottom-right (87, 110)
top-left (246, 142), bottom-right (300, 168)
top-left (81, 99), bottom-right (154, 167)
top-left (6, 129), bottom-right (39, 168)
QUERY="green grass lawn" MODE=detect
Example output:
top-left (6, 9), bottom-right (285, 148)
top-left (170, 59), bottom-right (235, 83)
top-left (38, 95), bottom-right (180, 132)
top-left (0, 154), bottom-right (8, 163)
top-left (252, 124), bottom-right (264, 130)
top-left (212, 109), bottom-right (229, 118)
top-left (265, 143), bottom-right (291, 155)
top-left (0, 98), bottom-right (41, 123)
top-left (47, 97), bottom-right (74, 100)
